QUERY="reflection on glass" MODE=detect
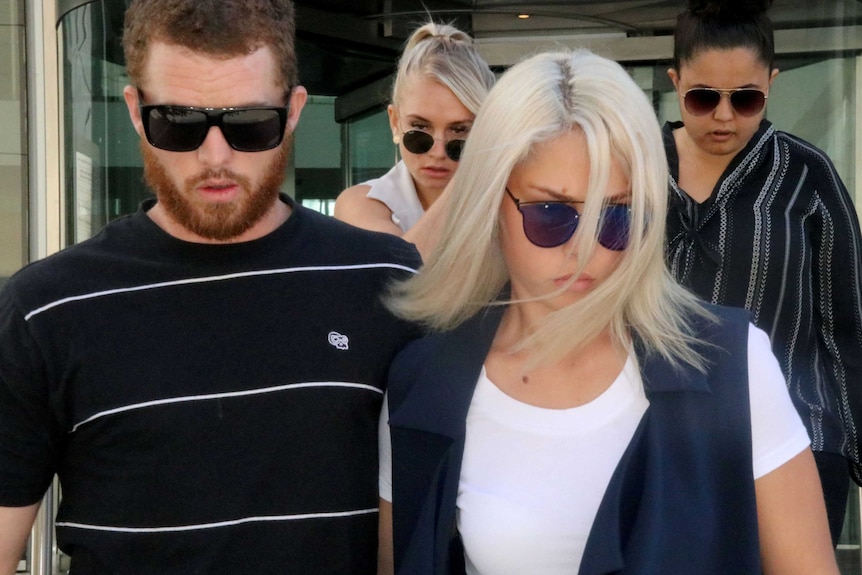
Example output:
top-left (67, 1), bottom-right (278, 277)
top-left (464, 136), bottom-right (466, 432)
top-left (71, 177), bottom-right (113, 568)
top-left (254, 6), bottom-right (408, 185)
top-left (62, 1), bottom-right (147, 246)
top-left (347, 108), bottom-right (393, 188)
top-left (0, 0), bottom-right (27, 285)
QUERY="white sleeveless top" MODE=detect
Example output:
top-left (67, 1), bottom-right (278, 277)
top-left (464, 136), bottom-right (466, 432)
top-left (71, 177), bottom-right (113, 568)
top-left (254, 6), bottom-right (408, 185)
top-left (363, 161), bottom-right (424, 233)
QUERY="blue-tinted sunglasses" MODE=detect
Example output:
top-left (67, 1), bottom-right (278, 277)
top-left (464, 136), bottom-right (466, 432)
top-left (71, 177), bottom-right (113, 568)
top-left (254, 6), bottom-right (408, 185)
top-left (505, 188), bottom-right (631, 250)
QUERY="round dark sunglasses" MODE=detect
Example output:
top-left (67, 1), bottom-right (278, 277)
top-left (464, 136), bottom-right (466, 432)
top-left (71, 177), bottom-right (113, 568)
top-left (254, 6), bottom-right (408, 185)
top-left (683, 88), bottom-right (767, 117)
top-left (505, 188), bottom-right (631, 251)
top-left (138, 95), bottom-right (289, 152)
top-left (400, 130), bottom-right (465, 162)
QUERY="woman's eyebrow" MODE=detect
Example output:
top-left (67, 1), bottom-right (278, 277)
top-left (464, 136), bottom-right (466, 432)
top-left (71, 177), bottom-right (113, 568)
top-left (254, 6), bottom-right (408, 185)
top-left (523, 185), bottom-right (576, 201)
top-left (606, 190), bottom-right (633, 203)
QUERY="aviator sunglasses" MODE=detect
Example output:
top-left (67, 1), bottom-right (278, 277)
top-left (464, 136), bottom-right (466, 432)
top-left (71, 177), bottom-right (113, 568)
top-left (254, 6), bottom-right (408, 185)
top-left (400, 130), bottom-right (465, 162)
top-left (683, 88), bottom-right (767, 117)
top-left (505, 188), bottom-right (631, 251)
top-left (138, 91), bottom-right (289, 152)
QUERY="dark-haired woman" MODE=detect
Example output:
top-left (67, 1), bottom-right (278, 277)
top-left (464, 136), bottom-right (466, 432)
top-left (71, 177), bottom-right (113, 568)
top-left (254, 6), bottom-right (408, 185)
top-left (665, 0), bottom-right (862, 545)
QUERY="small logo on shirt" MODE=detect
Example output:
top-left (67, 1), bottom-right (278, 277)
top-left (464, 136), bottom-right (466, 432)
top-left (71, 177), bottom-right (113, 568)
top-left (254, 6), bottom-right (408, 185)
top-left (328, 331), bottom-right (349, 350)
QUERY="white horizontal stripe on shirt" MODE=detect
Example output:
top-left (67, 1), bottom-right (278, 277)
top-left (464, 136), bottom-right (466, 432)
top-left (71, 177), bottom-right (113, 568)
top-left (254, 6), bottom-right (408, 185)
top-left (70, 381), bottom-right (383, 433)
top-left (25, 263), bottom-right (418, 321)
top-left (55, 507), bottom-right (379, 533)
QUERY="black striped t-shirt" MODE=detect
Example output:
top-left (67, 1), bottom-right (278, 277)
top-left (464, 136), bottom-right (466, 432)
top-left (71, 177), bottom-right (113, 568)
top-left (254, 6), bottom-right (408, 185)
top-left (0, 196), bottom-right (421, 573)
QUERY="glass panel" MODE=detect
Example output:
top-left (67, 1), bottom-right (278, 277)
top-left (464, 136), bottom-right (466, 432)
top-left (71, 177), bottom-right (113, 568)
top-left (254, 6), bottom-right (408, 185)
top-left (838, 485), bottom-right (861, 571)
top-left (61, 1), bottom-right (144, 246)
top-left (347, 108), bottom-right (394, 188)
top-left (294, 95), bottom-right (342, 215)
top-left (0, 0), bottom-right (26, 288)
top-left (299, 106), bottom-right (393, 216)
top-left (768, 55), bottom-right (857, 197)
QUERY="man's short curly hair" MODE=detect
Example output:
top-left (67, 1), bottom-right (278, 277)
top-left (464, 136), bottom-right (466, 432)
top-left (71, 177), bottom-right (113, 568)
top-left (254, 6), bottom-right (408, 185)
top-left (123, 0), bottom-right (297, 91)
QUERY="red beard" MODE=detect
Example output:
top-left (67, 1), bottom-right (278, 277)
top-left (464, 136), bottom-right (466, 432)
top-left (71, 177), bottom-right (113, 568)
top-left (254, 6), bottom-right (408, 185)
top-left (141, 136), bottom-right (290, 241)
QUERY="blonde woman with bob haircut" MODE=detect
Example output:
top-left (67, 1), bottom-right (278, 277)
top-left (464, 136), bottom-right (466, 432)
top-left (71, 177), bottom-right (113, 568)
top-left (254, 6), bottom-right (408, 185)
top-left (335, 21), bottom-right (494, 236)
top-left (377, 50), bottom-right (837, 575)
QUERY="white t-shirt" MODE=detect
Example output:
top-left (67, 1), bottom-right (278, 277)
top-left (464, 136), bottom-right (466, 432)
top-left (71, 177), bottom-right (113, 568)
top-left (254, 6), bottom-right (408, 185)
top-left (378, 324), bottom-right (810, 574)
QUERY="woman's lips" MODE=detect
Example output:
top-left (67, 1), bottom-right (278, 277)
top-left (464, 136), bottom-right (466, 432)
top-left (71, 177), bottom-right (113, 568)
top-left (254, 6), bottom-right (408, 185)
top-left (555, 274), bottom-right (595, 292)
top-left (420, 165), bottom-right (451, 179)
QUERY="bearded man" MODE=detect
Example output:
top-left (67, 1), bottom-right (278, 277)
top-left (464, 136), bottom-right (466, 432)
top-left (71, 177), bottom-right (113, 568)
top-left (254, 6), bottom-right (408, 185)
top-left (0, 1), bottom-right (420, 572)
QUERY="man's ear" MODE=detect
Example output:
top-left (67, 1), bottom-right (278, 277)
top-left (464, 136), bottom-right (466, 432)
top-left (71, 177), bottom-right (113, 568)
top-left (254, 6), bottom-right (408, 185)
top-left (286, 85), bottom-right (308, 132)
top-left (123, 85), bottom-right (144, 138)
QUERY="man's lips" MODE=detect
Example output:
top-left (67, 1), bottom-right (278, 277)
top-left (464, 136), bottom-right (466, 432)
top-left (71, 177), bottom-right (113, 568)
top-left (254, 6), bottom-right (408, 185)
top-left (196, 180), bottom-right (239, 199)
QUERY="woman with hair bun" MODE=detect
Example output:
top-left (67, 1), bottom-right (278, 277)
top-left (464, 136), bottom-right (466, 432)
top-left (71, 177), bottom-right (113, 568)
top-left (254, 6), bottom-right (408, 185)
top-left (334, 21), bottom-right (495, 236)
top-left (666, 0), bottom-right (862, 546)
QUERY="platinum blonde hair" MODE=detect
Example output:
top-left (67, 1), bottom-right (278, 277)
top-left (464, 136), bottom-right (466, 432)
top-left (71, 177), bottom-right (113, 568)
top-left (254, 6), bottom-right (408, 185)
top-left (389, 49), bottom-right (712, 370)
top-left (391, 21), bottom-right (496, 115)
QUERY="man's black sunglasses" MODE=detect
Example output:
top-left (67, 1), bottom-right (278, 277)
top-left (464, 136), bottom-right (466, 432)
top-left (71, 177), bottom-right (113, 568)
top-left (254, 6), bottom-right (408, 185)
top-left (138, 91), bottom-right (289, 152)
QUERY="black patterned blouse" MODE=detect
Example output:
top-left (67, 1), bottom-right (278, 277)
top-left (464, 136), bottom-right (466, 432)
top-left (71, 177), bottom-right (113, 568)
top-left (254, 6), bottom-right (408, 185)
top-left (665, 119), bottom-right (862, 484)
